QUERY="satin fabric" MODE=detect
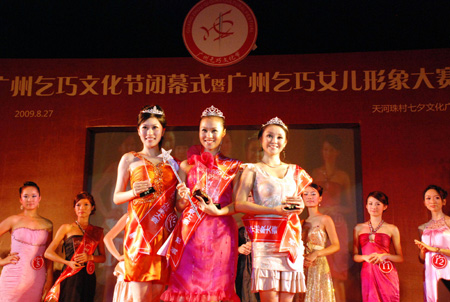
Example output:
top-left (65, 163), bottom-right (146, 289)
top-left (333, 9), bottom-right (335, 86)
top-left (112, 261), bottom-right (132, 302)
top-left (0, 228), bottom-right (49, 302)
top-left (124, 152), bottom-right (177, 283)
top-left (161, 154), bottom-right (241, 302)
top-left (359, 233), bottom-right (399, 302)
top-left (304, 226), bottom-right (336, 302)
top-left (422, 218), bottom-right (450, 302)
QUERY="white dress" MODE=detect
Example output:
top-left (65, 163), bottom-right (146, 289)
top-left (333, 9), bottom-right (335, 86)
top-left (250, 164), bottom-right (308, 293)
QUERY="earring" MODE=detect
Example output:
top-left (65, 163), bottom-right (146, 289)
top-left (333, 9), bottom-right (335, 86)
top-left (218, 141), bottom-right (223, 153)
top-left (20, 205), bottom-right (23, 210)
top-left (282, 150), bottom-right (286, 160)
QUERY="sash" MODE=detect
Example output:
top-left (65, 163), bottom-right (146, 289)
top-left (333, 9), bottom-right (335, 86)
top-left (44, 225), bottom-right (103, 302)
top-left (124, 152), bottom-right (178, 263)
top-left (243, 165), bottom-right (312, 264)
top-left (165, 152), bottom-right (241, 269)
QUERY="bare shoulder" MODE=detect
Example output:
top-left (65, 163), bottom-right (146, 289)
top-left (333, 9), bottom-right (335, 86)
top-left (180, 160), bottom-right (191, 172)
top-left (354, 223), bottom-right (366, 233)
top-left (39, 216), bottom-right (53, 230)
top-left (384, 222), bottom-right (400, 235)
top-left (320, 214), bottom-right (334, 225)
top-left (418, 222), bottom-right (428, 232)
top-left (445, 216), bottom-right (450, 228)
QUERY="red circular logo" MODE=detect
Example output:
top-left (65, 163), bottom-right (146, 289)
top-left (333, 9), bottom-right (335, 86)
top-left (378, 260), bottom-right (394, 274)
top-left (165, 212), bottom-right (178, 232)
top-left (86, 261), bottom-right (95, 275)
top-left (431, 254), bottom-right (448, 269)
top-left (31, 255), bottom-right (44, 270)
top-left (183, 0), bottom-right (258, 67)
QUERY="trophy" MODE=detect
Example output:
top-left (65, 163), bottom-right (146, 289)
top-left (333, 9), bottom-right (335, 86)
top-left (160, 149), bottom-right (201, 219)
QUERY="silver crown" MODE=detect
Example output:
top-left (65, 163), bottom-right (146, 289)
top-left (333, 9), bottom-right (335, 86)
top-left (262, 117), bottom-right (288, 129)
top-left (201, 105), bottom-right (225, 119)
top-left (141, 106), bottom-right (163, 116)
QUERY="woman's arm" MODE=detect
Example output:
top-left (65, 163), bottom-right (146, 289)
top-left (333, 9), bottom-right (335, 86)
top-left (353, 225), bottom-right (369, 263)
top-left (175, 160), bottom-right (190, 212)
top-left (304, 216), bottom-right (340, 266)
top-left (44, 224), bottom-right (83, 270)
top-left (103, 214), bottom-right (127, 261)
top-left (382, 225), bottom-right (404, 263)
top-left (113, 153), bottom-right (135, 205)
top-left (42, 227), bottom-right (54, 297)
top-left (0, 216), bottom-right (19, 266)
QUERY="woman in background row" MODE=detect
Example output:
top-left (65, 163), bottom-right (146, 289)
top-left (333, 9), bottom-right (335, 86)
top-left (311, 135), bottom-right (351, 302)
top-left (0, 181), bottom-right (53, 302)
top-left (302, 183), bottom-right (340, 302)
top-left (44, 191), bottom-right (105, 302)
top-left (113, 105), bottom-right (179, 302)
top-left (161, 105), bottom-right (242, 302)
top-left (236, 117), bottom-right (312, 302)
top-left (353, 191), bottom-right (403, 302)
top-left (415, 185), bottom-right (450, 302)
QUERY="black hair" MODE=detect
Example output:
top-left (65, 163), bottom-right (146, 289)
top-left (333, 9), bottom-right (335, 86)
top-left (73, 191), bottom-right (96, 215)
top-left (19, 181), bottom-right (40, 196)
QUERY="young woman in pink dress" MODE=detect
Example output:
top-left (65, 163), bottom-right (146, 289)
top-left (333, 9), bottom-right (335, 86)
top-left (0, 181), bottom-right (53, 302)
top-left (161, 105), bottom-right (242, 302)
top-left (353, 191), bottom-right (403, 302)
top-left (415, 185), bottom-right (450, 302)
top-left (235, 117), bottom-right (312, 302)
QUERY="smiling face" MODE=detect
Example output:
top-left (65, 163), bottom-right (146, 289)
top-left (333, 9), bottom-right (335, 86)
top-left (260, 125), bottom-right (288, 157)
top-left (424, 189), bottom-right (446, 213)
top-left (19, 186), bottom-right (41, 211)
top-left (74, 198), bottom-right (94, 218)
top-left (138, 117), bottom-right (165, 150)
top-left (366, 196), bottom-right (387, 217)
top-left (302, 186), bottom-right (322, 208)
top-left (199, 117), bottom-right (226, 152)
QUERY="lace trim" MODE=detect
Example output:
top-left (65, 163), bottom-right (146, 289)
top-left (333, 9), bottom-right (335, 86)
top-left (426, 217), bottom-right (447, 230)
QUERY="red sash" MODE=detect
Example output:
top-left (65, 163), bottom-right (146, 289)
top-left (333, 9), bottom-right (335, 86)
top-left (165, 152), bottom-right (241, 269)
top-left (45, 225), bottom-right (103, 302)
top-left (124, 152), bottom-right (178, 263)
top-left (243, 165), bottom-right (312, 263)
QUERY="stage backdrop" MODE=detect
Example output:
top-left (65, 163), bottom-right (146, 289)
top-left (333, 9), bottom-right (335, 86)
top-left (0, 49), bottom-right (449, 302)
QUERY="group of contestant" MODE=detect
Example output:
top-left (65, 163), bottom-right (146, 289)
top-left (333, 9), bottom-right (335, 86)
top-left (0, 104), bottom-right (449, 302)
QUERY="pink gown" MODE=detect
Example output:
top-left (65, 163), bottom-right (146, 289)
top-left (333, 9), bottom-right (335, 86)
top-left (161, 153), bottom-right (240, 302)
top-left (0, 228), bottom-right (49, 302)
top-left (359, 233), bottom-right (399, 302)
top-left (421, 217), bottom-right (450, 302)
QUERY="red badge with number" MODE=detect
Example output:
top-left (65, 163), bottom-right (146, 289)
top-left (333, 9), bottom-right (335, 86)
top-left (378, 260), bottom-right (394, 274)
top-left (431, 254), bottom-right (448, 269)
top-left (86, 261), bottom-right (95, 275)
top-left (31, 255), bottom-right (44, 270)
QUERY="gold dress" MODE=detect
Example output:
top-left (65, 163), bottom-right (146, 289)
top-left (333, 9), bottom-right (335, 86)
top-left (304, 226), bottom-right (336, 302)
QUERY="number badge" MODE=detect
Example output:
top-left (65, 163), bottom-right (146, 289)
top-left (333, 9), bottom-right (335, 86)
top-left (378, 260), bottom-right (394, 274)
top-left (431, 254), bottom-right (448, 269)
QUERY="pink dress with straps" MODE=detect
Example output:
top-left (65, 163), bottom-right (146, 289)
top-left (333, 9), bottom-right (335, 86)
top-left (421, 217), bottom-right (450, 302)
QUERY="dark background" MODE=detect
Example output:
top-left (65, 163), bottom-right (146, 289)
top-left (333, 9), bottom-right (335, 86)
top-left (1, 0), bottom-right (449, 58)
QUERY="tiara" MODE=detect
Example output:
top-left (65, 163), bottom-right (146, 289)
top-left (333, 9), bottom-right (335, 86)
top-left (201, 105), bottom-right (225, 119)
top-left (262, 117), bottom-right (288, 129)
top-left (141, 106), bottom-right (163, 116)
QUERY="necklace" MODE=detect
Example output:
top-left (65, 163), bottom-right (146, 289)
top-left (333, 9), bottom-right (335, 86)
top-left (262, 161), bottom-right (282, 168)
top-left (75, 220), bottom-right (87, 234)
top-left (368, 220), bottom-right (384, 242)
